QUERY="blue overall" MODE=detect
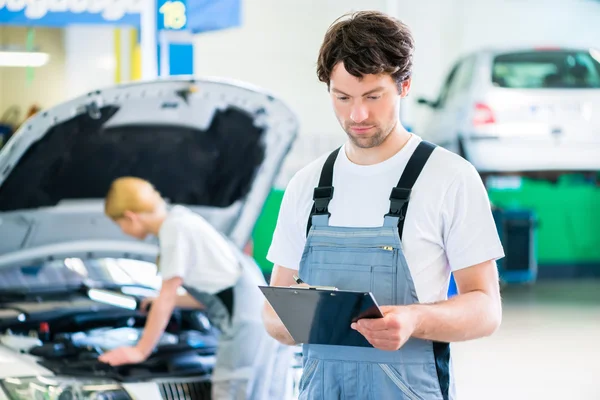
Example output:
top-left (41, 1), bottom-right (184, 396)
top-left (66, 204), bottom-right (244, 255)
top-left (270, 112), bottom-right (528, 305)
top-left (297, 141), bottom-right (454, 400)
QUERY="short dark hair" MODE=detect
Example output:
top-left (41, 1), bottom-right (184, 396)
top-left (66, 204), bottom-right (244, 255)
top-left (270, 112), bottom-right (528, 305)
top-left (317, 11), bottom-right (415, 91)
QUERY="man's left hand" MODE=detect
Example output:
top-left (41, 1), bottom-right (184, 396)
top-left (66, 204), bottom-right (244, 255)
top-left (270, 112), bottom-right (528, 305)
top-left (351, 305), bottom-right (418, 351)
top-left (98, 346), bottom-right (148, 366)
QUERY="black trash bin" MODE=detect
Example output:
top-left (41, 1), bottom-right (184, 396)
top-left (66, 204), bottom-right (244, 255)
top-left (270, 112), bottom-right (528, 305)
top-left (492, 208), bottom-right (538, 284)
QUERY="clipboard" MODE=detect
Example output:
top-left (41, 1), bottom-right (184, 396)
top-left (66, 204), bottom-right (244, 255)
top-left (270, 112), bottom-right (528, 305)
top-left (259, 285), bottom-right (384, 347)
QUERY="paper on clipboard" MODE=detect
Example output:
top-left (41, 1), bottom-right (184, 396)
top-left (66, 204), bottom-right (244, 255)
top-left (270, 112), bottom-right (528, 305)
top-left (291, 275), bottom-right (338, 291)
top-left (288, 284), bottom-right (338, 290)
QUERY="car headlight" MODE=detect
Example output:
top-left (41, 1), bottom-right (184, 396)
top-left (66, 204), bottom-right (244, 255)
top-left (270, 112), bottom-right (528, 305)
top-left (1, 376), bottom-right (131, 400)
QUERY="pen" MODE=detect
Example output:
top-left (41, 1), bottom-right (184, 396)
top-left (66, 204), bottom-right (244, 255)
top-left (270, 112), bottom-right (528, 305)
top-left (293, 275), bottom-right (304, 285)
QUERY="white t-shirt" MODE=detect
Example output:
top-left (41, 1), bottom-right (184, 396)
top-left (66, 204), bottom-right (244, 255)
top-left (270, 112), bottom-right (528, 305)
top-left (267, 134), bottom-right (505, 303)
top-left (158, 206), bottom-right (241, 294)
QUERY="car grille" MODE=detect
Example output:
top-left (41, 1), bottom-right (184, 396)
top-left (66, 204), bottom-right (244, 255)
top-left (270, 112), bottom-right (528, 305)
top-left (158, 380), bottom-right (212, 400)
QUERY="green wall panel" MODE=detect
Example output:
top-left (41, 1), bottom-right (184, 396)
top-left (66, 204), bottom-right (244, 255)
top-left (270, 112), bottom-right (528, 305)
top-left (251, 189), bottom-right (285, 273)
top-left (488, 176), bottom-right (600, 264)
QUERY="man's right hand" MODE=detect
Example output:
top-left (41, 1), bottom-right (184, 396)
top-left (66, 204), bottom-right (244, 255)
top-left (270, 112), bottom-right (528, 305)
top-left (262, 264), bottom-right (298, 346)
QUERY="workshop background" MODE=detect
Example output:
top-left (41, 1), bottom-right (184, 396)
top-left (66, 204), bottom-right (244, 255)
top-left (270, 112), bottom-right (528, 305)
top-left (0, 0), bottom-right (599, 399)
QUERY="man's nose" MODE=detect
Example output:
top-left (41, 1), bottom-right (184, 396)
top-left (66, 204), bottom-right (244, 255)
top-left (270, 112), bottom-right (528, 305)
top-left (350, 103), bottom-right (369, 123)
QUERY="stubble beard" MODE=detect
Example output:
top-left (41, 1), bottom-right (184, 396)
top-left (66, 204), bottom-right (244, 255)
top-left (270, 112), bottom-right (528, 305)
top-left (344, 121), bottom-right (396, 149)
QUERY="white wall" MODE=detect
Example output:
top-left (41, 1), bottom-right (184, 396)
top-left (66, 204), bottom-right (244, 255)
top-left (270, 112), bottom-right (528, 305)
top-left (63, 25), bottom-right (117, 101)
top-left (0, 26), bottom-right (66, 119)
top-left (458, 0), bottom-right (600, 52)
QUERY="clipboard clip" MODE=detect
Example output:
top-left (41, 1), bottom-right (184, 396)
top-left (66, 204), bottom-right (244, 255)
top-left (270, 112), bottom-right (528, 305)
top-left (292, 275), bottom-right (338, 291)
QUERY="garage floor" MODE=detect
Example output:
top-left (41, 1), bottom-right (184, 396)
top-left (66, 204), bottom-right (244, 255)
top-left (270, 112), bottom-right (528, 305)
top-left (452, 280), bottom-right (600, 400)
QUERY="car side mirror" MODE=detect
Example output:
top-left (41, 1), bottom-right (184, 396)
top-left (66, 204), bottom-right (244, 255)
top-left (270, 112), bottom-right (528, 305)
top-left (416, 97), bottom-right (437, 108)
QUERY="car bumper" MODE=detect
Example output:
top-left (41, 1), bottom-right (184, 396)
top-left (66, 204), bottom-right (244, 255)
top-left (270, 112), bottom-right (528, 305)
top-left (462, 137), bottom-right (600, 173)
top-left (0, 380), bottom-right (208, 400)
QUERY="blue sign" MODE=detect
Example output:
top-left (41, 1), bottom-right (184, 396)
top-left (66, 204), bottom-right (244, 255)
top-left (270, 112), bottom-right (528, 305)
top-left (0, 0), bottom-right (142, 26)
top-left (157, 42), bottom-right (194, 76)
top-left (187, 0), bottom-right (240, 33)
top-left (0, 0), bottom-right (240, 32)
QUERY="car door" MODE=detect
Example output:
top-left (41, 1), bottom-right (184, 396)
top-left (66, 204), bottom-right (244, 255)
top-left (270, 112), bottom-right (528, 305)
top-left (421, 56), bottom-right (476, 152)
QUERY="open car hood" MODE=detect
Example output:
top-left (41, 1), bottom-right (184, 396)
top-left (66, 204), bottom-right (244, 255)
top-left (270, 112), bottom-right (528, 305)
top-left (0, 77), bottom-right (298, 269)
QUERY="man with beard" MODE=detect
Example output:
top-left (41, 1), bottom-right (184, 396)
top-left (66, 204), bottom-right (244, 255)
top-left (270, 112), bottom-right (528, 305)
top-left (262, 10), bottom-right (505, 400)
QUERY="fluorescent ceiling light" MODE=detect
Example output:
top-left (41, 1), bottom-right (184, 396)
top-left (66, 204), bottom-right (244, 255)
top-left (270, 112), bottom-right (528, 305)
top-left (0, 51), bottom-right (50, 67)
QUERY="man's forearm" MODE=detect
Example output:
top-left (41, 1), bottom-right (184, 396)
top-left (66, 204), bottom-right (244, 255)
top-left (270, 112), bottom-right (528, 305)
top-left (408, 290), bottom-right (502, 343)
top-left (262, 301), bottom-right (296, 345)
top-left (137, 297), bottom-right (176, 356)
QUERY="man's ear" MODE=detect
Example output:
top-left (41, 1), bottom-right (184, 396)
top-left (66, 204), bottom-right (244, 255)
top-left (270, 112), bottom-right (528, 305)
top-left (400, 78), bottom-right (412, 98)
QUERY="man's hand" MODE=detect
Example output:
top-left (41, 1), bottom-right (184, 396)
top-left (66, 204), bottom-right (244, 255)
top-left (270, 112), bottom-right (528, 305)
top-left (98, 346), bottom-right (148, 366)
top-left (262, 265), bottom-right (298, 345)
top-left (351, 306), bottom-right (417, 351)
top-left (354, 260), bottom-right (502, 346)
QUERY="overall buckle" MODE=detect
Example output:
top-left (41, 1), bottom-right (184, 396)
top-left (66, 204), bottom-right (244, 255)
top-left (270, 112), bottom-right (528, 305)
top-left (387, 188), bottom-right (411, 220)
top-left (313, 187), bottom-right (334, 214)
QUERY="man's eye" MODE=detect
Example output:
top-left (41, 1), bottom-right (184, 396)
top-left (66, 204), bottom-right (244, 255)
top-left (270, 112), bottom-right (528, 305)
top-left (367, 96), bottom-right (381, 100)
top-left (337, 97), bottom-right (349, 101)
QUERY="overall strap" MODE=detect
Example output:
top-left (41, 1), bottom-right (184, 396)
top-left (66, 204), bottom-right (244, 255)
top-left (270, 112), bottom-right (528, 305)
top-left (387, 140), bottom-right (437, 240)
top-left (306, 147), bottom-right (341, 236)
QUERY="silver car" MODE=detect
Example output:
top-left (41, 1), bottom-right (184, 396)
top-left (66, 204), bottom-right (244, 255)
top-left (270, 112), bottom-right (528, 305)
top-left (0, 77), bottom-right (298, 400)
top-left (417, 47), bottom-right (600, 179)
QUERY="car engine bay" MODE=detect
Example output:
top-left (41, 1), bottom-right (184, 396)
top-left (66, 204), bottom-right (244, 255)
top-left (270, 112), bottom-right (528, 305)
top-left (0, 294), bottom-right (219, 382)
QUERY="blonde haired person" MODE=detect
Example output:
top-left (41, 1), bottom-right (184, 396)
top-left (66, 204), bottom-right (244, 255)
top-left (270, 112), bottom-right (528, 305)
top-left (100, 177), bottom-right (292, 400)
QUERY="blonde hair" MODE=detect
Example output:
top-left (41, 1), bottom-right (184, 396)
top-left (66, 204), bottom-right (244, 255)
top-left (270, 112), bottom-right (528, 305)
top-left (104, 177), bottom-right (164, 219)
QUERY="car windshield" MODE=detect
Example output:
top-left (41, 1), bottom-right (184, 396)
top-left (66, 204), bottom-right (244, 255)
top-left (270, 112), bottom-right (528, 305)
top-left (492, 50), bottom-right (600, 89)
top-left (0, 258), bottom-right (161, 293)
